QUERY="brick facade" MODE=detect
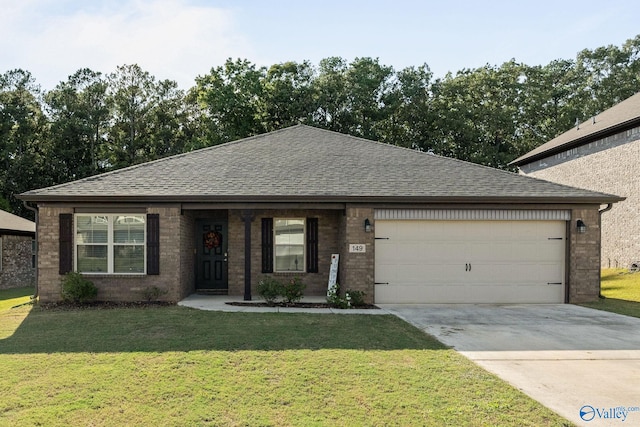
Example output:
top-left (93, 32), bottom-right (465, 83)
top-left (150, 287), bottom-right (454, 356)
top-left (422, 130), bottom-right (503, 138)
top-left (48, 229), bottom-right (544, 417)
top-left (36, 204), bottom-right (193, 303)
top-left (338, 207), bottom-right (375, 302)
top-left (227, 209), bottom-right (342, 300)
top-left (35, 204), bottom-right (602, 304)
top-left (568, 206), bottom-right (602, 302)
top-left (0, 234), bottom-right (35, 289)
top-left (522, 136), bottom-right (640, 269)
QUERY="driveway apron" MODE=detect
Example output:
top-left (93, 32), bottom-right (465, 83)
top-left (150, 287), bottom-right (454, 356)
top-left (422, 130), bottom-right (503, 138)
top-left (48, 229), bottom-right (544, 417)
top-left (380, 304), bottom-right (640, 426)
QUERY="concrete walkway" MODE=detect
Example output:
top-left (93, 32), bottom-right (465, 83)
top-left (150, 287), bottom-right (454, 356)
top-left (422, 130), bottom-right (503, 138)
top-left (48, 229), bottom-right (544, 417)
top-left (381, 304), bottom-right (640, 427)
top-left (178, 294), bottom-right (388, 315)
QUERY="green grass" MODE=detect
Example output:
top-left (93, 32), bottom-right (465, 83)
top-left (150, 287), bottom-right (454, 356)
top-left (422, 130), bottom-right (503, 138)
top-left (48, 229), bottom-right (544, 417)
top-left (0, 302), bottom-right (570, 426)
top-left (581, 268), bottom-right (640, 318)
top-left (0, 286), bottom-right (34, 311)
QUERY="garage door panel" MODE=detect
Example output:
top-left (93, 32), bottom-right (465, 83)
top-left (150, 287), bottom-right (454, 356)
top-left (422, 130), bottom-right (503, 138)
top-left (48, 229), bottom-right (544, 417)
top-left (374, 219), bottom-right (566, 304)
top-left (374, 283), bottom-right (564, 304)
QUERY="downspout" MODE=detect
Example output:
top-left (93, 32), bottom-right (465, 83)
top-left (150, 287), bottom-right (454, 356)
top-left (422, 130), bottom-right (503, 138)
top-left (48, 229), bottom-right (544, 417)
top-left (598, 203), bottom-right (614, 298)
top-left (22, 201), bottom-right (39, 300)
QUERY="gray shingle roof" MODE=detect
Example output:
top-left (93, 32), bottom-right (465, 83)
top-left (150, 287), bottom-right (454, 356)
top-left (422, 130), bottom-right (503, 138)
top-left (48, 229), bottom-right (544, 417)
top-left (20, 125), bottom-right (622, 204)
top-left (511, 92), bottom-right (640, 166)
top-left (0, 209), bottom-right (35, 234)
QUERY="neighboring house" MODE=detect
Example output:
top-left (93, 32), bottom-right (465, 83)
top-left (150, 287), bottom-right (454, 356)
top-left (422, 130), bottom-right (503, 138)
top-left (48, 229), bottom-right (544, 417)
top-left (0, 209), bottom-right (36, 289)
top-left (511, 92), bottom-right (640, 270)
top-left (19, 125), bottom-right (622, 304)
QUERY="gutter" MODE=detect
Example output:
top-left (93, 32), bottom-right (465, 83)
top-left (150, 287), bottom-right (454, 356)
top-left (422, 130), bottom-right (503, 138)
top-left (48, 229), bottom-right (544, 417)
top-left (598, 203), bottom-right (614, 299)
top-left (510, 117), bottom-right (640, 167)
top-left (22, 201), bottom-right (38, 300)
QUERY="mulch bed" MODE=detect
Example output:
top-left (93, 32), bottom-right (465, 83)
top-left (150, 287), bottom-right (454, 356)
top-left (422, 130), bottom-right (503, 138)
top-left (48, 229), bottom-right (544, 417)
top-left (225, 301), bottom-right (379, 309)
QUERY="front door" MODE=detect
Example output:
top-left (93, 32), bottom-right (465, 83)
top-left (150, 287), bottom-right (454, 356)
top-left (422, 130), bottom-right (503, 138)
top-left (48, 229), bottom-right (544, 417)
top-left (196, 219), bottom-right (228, 291)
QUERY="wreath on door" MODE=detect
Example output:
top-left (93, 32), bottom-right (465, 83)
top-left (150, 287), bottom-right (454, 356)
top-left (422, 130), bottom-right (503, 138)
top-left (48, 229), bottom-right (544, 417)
top-left (204, 231), bottom-right (222, 249)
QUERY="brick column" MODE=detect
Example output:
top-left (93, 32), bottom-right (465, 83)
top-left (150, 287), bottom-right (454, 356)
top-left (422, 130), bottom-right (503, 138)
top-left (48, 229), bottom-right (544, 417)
top-left (339, 206), bottom-right (375, 303)
top-left (568, 206), bottom-right (601, 303)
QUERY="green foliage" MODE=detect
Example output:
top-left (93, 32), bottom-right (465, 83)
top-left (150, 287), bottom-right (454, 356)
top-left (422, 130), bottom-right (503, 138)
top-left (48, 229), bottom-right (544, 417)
top-left (257, 276), bottom-right (283, 304)
top-left (60, 272), bottom-right (98, 303)
top-left (345, 289), bottom-right (366, 307)
top-left (4, 35), bottom-right (640, 214)
top-left (141, 286), bottom-right (168, 302)
top-left (327, 284), bottom-right (366, 308)
top-left (257, 276), bottom-right (306, 304)
top-left (281, 277), bottom-right (306, 303)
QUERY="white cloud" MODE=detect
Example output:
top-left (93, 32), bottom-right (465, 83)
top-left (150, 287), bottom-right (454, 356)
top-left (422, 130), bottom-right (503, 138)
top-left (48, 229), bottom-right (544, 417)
top-left (0, 0), bottom-right (253, 90)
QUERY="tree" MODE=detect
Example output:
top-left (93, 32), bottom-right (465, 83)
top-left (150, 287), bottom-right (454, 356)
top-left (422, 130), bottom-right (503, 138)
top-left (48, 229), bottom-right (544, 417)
top-left (44, 68), bottom-right (109, 182)
top-left (191, 58), bottom-right (266, 145)
top-left (311, 57), bottom-right (395, 141)
top-left (576, 34), bottom-right (640, 114)
top-left (261, 61), bottom-right (316, 131)
top-left (381, 64), bottom-right (435, 148)
top-left (428, 61), bottom-right (527, 169)
top-left (0, 69), bottom-right (49, 217)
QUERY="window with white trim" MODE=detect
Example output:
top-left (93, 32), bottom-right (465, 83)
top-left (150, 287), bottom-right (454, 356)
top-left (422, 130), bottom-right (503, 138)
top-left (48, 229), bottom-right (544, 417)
top-left (75, 214), bottom-right (146, 274)
top-left (274, 218), bottom-right (305, 272)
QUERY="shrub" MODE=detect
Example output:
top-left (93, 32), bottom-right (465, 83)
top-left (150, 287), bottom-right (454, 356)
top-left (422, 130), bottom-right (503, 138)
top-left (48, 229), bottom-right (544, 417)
top-left (282, 277), bottom-right (306, 303)
top-left (327, 285), bottom-right (366, 309)
top-left (61, 272), bottom-right (98, 303)
top-left (142, 286), bottom-right (167, 301)
top-left (345, 289), bottom-right (366, 307)
top-left (257, 276), bottom-right (283, 304)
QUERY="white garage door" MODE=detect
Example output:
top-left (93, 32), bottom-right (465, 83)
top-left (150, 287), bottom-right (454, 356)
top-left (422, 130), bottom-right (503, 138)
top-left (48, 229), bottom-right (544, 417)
top-left (375, 220), bottom-right (566, 304)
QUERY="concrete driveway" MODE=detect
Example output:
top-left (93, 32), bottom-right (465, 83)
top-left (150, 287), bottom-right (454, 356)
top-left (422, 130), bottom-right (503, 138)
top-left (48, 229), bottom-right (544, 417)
top-left (379, 304), bottom-right (640, 426)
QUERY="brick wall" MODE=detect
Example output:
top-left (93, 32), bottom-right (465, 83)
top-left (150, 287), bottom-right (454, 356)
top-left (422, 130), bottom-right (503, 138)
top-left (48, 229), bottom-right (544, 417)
top-left (227, 209), bottom-right (341, 299)
top-left (36, 204), bottom-right (189, 303)
top-left (37, 205), bottom-right (73, 302)
top-left (567, 206), bottom-right (602, 302)
top-left (0, 234), bottom-right (35, 289)
top-left (338, 207), bottom-right (375, 303)
top-left (523, 138), bottom-right (640, 269)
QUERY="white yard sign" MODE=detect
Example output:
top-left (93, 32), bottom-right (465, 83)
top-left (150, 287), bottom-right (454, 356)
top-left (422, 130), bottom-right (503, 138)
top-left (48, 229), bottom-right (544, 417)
top-left (327, 254), bottom-right (339, 296)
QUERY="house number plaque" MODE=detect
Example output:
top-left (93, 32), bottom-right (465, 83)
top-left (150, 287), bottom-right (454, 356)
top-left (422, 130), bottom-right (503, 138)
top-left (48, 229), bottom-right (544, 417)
top-left (349, 244), bottom-right (366, 253)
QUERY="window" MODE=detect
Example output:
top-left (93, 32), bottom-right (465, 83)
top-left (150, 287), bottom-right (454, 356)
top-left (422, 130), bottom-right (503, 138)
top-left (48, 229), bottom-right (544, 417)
top-left (75, 214), bottom-right (145, 274)
top-left (274, 219), bottom-right (305, 272)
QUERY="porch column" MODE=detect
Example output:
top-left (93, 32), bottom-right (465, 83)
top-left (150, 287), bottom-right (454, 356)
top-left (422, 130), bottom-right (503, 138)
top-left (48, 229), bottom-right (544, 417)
top-left (241, 210), bottom-right (255, 300)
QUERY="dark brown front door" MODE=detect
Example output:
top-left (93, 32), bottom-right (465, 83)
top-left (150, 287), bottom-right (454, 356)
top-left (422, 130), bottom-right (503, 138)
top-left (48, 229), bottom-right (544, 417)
top-left (196, 220), bottom-right (228, 291)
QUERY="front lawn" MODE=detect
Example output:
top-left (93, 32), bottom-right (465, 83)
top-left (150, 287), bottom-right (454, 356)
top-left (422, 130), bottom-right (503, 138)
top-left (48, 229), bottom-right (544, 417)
top-left (0, 297), bottom-right (569, 426)
top-left (0, 286), bottom-right (34, 311)
top-left (581, 268), bottom-right (640, 318)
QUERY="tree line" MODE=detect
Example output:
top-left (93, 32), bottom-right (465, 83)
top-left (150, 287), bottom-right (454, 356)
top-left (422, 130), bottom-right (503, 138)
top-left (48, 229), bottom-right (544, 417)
top-left (3, 35), bottom-right (640, 218)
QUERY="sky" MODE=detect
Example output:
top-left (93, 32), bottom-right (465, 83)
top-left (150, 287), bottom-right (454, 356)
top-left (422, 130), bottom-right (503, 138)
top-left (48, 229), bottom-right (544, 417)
top-left (2, 0), bottom-right (640, 91)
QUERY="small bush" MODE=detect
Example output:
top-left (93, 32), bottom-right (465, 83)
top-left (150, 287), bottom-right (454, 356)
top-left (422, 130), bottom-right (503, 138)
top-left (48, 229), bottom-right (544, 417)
top-left (345, 289), bottom-right (366, 307)
top-left (327, 285), bottom-right (366, 309)
top-left (257, 276), bottom-right (283, 304)
top-left (61, 272), bottom-right (98, 303)
top-left (282, 277), bottom-right (306, 303)
top-left (142, 286), bottom-right (167, 301)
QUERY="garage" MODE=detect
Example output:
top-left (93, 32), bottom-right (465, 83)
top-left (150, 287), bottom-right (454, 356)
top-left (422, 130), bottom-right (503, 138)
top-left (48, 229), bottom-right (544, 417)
top-left (374, 210), bottom-right (568, 304)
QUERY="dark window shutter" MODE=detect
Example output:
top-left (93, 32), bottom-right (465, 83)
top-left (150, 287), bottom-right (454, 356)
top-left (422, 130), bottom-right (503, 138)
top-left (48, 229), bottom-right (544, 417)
top-left (306, 218), bottom-right (319, 273)
top-left (59, 213), bottom-right (73, 274)
top-left (261, 218), bottom-right (273, 273)
top-left (146, 214), bottom-right (160, 275)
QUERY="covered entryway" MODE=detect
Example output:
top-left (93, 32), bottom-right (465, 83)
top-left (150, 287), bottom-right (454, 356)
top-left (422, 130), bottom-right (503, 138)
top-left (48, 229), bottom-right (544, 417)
top-left (374, 210), bottom-right (568, 304)
top-left (195, 218), bottom-right (229, 293)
